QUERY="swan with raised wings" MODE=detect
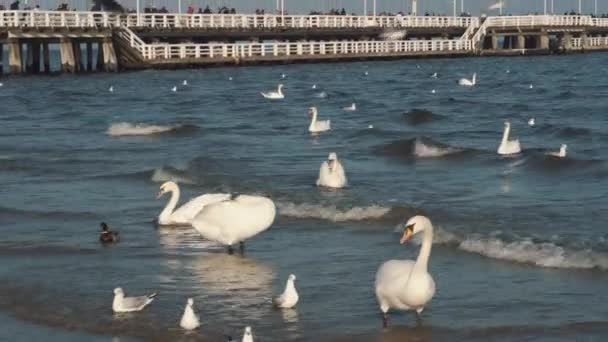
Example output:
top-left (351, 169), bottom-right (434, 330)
top-left (308, 107), bottom-right (331, 133)
top-left (261, 84), bottom-right (284, 99)
top-left (458, 73), bottom-right (477, 87)
top-left (316, 152), bottom-right (347, 189)
top-left (497, 121), bottom-right (521, 155)
top-left (375, 215), bottom-right (436, 327)
top-left (157, 181), bottom-right (230, 226)
top-left (189, 194), bottom-right (276, 252)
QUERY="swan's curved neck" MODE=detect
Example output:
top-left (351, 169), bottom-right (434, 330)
top-left (501, 125), bottom-right (511, 144)
top-left (159, 187), bottom-right (180, 222)
top-left (415, 224), bottom-right (434, 272)
top-left (310, 110), bottom-right (317, 124)
top-left (284, 280), bottom-right (296, 294)
top-left (277, 85), bottom-right (283, 95)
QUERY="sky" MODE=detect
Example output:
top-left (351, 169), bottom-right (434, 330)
top-left (9, 0), bottom-right (608, 16)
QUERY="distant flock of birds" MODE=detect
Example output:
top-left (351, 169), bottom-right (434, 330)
top-left (97, 69), bottom-right (569, 340)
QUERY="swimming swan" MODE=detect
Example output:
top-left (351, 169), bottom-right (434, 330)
top-left (375, 215), bottom-right (436, 327)
top-left (343, 103), bottom-right (357, 111)
top-left (189, 194), bottom-right (276, 250)
top-left (547, 144), bottom-right (567, 158)
top-left (180, 298), bottom-right (201, 330)
top-left (497, 121), bottom-right (521, 155)
top-left (458, 73), bottom-right (477, 87)
top-left (261, 84), bottom-right (284, 99)
top-left (316, 152), bottom-right (347, 189)
top-left (242, 326), bottom-right (254, 342)
top-left (157, 181), bottom-right (230, 226)
top-left (308, 107), bottom-right (331, 133)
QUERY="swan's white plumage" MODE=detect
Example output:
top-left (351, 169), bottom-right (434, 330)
top-left (180, 298), bottom-right (200, 330)
top-left (242, 326), bottom-right (254, 342)
top-left (189, 195), bottom-right (276, 246)
top-left (458, 73), bottom-right (477, 86)
top-left (308, 107), bottom-right (331, 133)
top-left (273, 274), bottom-right (299, 308)
top-left (316, 153), bottom-right (347, 189)
top-left (171, 86), bottom-right (177, 92)
top-left (497, 122), bottom-right (522, 155)
top-left (157, 181), bottom-right (230, 226)
top-left (375, 216), bottom-right (436, 321)
top-left (528, 118), bottom-right (535, 127)
top-left (343, 103), bottom-right (357, 111)
top-left (261, 84), bottom-right (284, 99)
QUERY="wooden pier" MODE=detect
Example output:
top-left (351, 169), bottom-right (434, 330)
top-left (1, 10), bottom-right (608, 74)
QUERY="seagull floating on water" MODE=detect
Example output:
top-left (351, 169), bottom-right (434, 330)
top-left (431, 89), bottom-right (436, 94)
top-left (228, 77), bottom-right (233, 81)
top-left (183, 80), bottom-right (188, 86)
top-left (547, 144), bottom-right (567, 158)
top-left (529, 84), bottom-right (534, 89)
top-left (528, 118), bottom-right (535, 127)
top-left (112, 287), bottom-right (157, 313)
top-left (343, 103), bottom-right (356, 111)
top-left (312, 84), bottom-right (317, 89)
top-left (180, 298), bottom-right (201, 330)
top-left (273, 274), bottom-right (299, 309)
top-left (108, 86), bottom-right (114, 93)
top-left (281, 73), bottom-right (287, 79)
top-left (364, 71), bottom-right (369, 76)
top-left (431, 72), bottom-right (438, 79)
top-left (171, 86), bottom-right (177, 92)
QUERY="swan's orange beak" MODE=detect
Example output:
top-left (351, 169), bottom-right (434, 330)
top-left (400, 224), bottom-right (415, 244)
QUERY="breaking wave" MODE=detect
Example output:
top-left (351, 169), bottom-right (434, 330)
top-left (277, 202), bottom-right (421, 223)
top-left (377, 137), bottom-right (467, 159)
top-left (106, 122), bottom-right (198, 137)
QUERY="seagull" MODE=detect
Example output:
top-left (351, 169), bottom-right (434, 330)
top-left (368, 124), bottom-right (374, 129)
top-left (272, 274), bottom-right (298, 309)
top-left (183, 80), bottom-right (188, 86)
top-left (171, 86), bottom-right (177, 92)
top-left (431, 89), bottom-right (436, 94)
top-left (431, 72), bottom-right (438, 79)
top-left (112, 287), bottom-right (157, 313)
top-left (506, 69), bottom-right (511, 74)
top-left (180, 298), bottom-right (200, 330)
top-left (281, 73), bottom-right (287, 79)
top-left (228, 77), bottom-right (233, 81)
top-left (343, 103), bottom-right (356, 111)
top-left (108, 86), bottom-right (114, 93)
top-left (364, 71), bottom-right (369, 76)
top-left (242, 326), bottom-right (254, 342)
top-left (529, 84), bottom-right (534, 89)
top-left (312, 84), bottom-right (317, 89)
top-left (528, 118), bottom-right (535, 127)
top-left (547, 144), bottom-right (567, 158)
top-left (0, 82), bottom-right (4, 87)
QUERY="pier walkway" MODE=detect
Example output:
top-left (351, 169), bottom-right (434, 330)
top-left (1, 10), bottom-right (608, 73)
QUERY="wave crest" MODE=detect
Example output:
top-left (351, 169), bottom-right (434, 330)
top-left (277, 202), bottom-right (421, 223)
top-left (107, 122), bottom-right (197, 137)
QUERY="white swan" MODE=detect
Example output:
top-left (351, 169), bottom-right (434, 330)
top-left (458, 73), bottom-right (477, 87)
top-left (375, 215), bottom-right (436, 327)
top-left (189, 194), bottom-right (276, 251)
top-left (308, 107), bottom-right (331, 133)
top-left (157, 181), bottom-right (229, 226)
top-left (242, 326), bottom-right (254, 342)
top-left (343, 103), bottom-right (357, 111)
top-left (431, 72), bottom-right (438, 79)
top-left (261, 84), bottom-right (284, 100)
top-left (180, 298), bottom-right (200, 330)
top-left (112, 287), bottom-right (157, 313)
top-left (108, 86), bottom-right (114, 93)
top-left (272, 274), bottom-right (299, 309)
top-left (171, 86), bottom-right (177, 92)
top-left (316, 152), bottom-right (347, 189)
top-left (547, 144), bottom-right (567, 158)
top-left (528, 118), bottom-right (535, 127)
top-left (183, 80), bottom-right (188, 86)
top-left (497, 121), bottom-right (522, 155)
top-left (312, 84), bottom-right (317, 89)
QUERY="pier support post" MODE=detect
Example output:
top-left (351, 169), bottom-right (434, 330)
top-left (86, 42), bottom-right (93, 72)
top-left (59, 38), bottom-right (76, 73)
top-left (26, 42), bottom-right (41, 74)
top-left (562, 33), bottom-right (572, 51)
top-left (73, 41), bottom-right (84, 73)
top-left (8, 39), bottom-right (22, 74)
top-left (42, 43), bottom-right (50, 73)
top-left (96, 41), bottom-right (104, 71)
top-left (25, 43), bottom-right (34, 73)
top-left (102, 38), bottom-right (118, 72)
top-left (502, 36), bottom-right (511, 49)
top-left (580, 33), bottom-right (589, 49)
top-left (517, 35), bottom-right (526, 50)
top-left (539, 34), bottom-right (549, 50)
top-left (491, 34), bottom-right (498, 50)
top-left (32, 42), bottom-right (41, 73)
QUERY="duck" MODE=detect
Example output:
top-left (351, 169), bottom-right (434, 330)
top-left (308, 107), bottom-right (331, 133)
top-left (316, 152), bottom-right (347, 189)
top-left (343, 103), bottom-right (357, 111)
top-left (112, 287), bottom-right (157, 313)
top-left (375, 215), bottom-right (436, 327)
top-left (458, 73), bottom-right (477, 87)
top-left (99, 222), bottom-right (119, 243)
top-left (272, 274), bottom-right (299, 309)
top-left (497, 121), bottom-right (522, 155)
top-left (180, 298), bottom-right (201, 330)
top-left (157, 181), bottom-right (231, 226)
top-left (261, 84), bottom-right (284, 100)
top-left (189, 193), bottom-right (276, 253)
top-left (547, 144), bottom-right (567, 158)
top-left (528, 118), bottom-right (535, 127)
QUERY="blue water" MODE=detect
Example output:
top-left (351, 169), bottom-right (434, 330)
top-left (1, 53), bottom-right (608, 341)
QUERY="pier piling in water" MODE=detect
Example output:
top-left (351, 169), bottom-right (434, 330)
top-left (42, 43), bottom-right (50, 73)
top-left (8, 39), bottom-right (22, 74)
top-left (59, 39), bottom-right (75, 73)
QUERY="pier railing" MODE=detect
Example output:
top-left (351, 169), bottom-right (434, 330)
top-left (144, 39), bottom-right (472, 60)
top-left (483, 15), bottom-right (591, 28)
top-left (0, 10), bottom-right (117, 27)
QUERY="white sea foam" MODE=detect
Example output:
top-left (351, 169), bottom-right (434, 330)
top-left (151, 168), bottom-right (194, 184)
top-left (413, 139), bottom-right (461, 158)
top-left (107, 122), bottom-right (176, 136)
top-left (277, 202), bottom-right (392, 222)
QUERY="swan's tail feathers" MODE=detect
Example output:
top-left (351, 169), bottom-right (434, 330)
top-left (271, 296), bottom-right (283, 307)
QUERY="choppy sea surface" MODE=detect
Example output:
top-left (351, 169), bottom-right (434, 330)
top-left (1, 54), bottom-right (608, 341)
